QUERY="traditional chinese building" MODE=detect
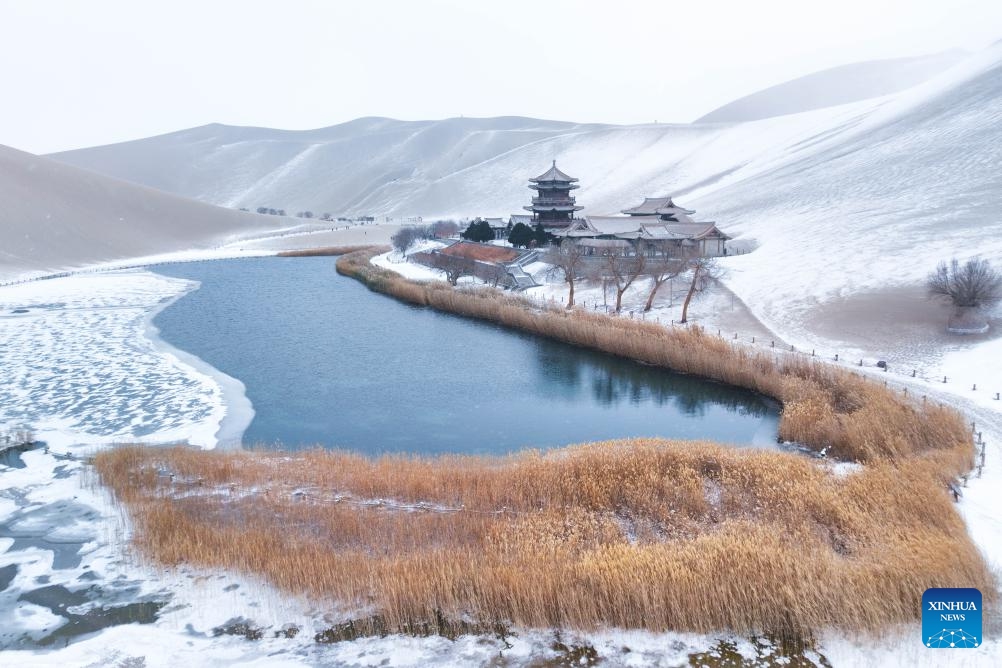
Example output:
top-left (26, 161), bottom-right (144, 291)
top-left (621, 196), bottom-right (696, 223)
top-left (523, 161), bottom-right (583, 227)
top-left (554, 194), bottom-right (730, 258)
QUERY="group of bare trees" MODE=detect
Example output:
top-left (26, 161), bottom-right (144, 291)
top-left (391, 220), bottom-right (462, 254)
top-left (424, 253), bottom-right (509, 287)
top-left (544, 243), bottom-right (720, 321)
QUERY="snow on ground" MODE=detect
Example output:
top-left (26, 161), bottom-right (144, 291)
top-left (0, 270), bottom-right (236, 449)
top-left (371, 244), bottom-right (452, 282)
top-left (232, 222), bottom-right (402, 252)
top-left (1, 232), bottom-right (1001, 664)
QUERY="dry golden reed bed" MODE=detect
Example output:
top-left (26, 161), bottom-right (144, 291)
top-left (96, 248), bottom-right (993, 640)
top-left (276, 244), bottom-right (383, 257)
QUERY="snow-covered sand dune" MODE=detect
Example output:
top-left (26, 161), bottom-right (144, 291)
top-left (45, 47), bottom-right (1002, 352)
top-left (0, 144), bottom-right (285, 283)
top-left (49, 116), bottom-right (600, 216)
top-left (47, 47), bottom-right (990, 227)
top-left (703, 43), bottom-right (1002, 351)
top-left (694, 50), bottom-right (967, 123)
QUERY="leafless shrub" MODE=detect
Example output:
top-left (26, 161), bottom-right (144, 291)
top-left (429, 220), bottom-right (460, 239)
top-left (428, 253), bottom-right (475, 286)
top-left (391, 226), bottom-right (428, 255)
top-left (928, 257), bottom-right (1002, 308)
top-left (1, 425), bottom-right (34, 446)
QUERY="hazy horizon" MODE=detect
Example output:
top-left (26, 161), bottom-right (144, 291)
top-left (2, 0), bottom-right (1000, 154)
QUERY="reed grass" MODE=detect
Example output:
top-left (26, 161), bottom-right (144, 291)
top-left (335, 249), bottom-right (972, 468)
top-left (276, 245), bottom-right (386, 257)
top-left (93, 248), bottom-right (991, 640)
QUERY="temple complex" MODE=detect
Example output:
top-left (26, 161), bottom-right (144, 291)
top-left (499, 162), bottom-right (730, 258)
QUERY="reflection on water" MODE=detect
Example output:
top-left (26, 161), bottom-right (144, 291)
top-left (154, 257), bottom-right (779, 455)
top-left (533, 343), bottom-right (773, 418)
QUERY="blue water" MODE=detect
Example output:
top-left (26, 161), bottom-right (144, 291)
top-left (153, 257), bottom-right (779, 455)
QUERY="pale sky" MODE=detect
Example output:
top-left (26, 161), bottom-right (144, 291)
top-left (1, 0), bottom-right (1000, 154)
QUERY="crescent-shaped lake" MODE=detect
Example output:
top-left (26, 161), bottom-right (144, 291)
top-left (153, 257), bottom-right (779, 454)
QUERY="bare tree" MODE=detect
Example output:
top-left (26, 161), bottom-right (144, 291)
top-left (482, 263), bottom-right (509, 288)
top-left (391, 226), bottom-right (422, 255)
top-left (603, 249), bottom-right (646, 313)
top-left (544, 242), bottom-right (588, 308)
top-left (431, 253), bottom-right (475, 286)
top-left (429, 220), bottom-right (460, 239)
top-left (680, 257), bottom-right (722, 324)
top-left (642, 255), bottom-right (685, 312)
top-left (927, 257), bottom-right (1002, 308)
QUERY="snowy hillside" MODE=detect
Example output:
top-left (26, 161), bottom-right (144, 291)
top-left (698, 44), bottom-right (1002, 348)
top-left (0, 144), bottom-right (283, 282)
top-left (49, 116), bottom-right (602, 216)
top-left (42, 45), bottom-right (1002, 350)
top-left (694, 50), bottom-right (967, 123)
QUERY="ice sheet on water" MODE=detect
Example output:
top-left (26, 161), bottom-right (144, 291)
top-left (0, 270), bottom-right (225, 448)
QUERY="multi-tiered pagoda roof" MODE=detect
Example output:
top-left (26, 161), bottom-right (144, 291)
top-left (523, 161), bottom-right (583, 226)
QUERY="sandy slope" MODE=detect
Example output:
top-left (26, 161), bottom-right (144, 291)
top-left (701, 43), bottom-right (1002, 354)
top-left (35, 44), bottom-right (1002, 364)
top-left (43, 50), bottom-right (975, 223)
top-left (0, 144), bottom-right (284, 282)
top-left (49, 116), bottom-right (599, 216)
top-left (694, 50), bottom-right (967, 123)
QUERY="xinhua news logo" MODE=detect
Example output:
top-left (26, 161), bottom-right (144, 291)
top-left (923, 588), bottom-right (982, 648)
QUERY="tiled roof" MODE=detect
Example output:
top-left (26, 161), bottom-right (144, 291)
top-left (529, 160), bottom-right (578, 183)
top-left (554, 216), bottom-right (730, 241)
top-left (438, 241), bottom-right (521, 263)
top-left (621, 196), bottom-right (696, 217)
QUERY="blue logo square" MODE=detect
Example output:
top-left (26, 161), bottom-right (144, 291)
top-left (923, 588), bottom-right (982, 648)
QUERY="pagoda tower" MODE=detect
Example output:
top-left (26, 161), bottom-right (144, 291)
top-left (524, 161), bottom-right (583, 226)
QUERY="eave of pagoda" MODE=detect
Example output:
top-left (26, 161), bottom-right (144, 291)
top-left (524, 204), bottom-right (584, 212)
top-left (529, 183), bottom-right (579, 191)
